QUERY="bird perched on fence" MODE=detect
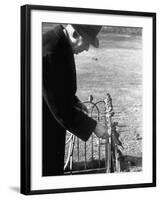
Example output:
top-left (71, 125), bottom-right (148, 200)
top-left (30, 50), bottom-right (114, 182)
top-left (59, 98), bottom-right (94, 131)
top-left (104, 93), bottom-right (113, 113)
top-left (88, 95), bottom-right (94, 102)
top-left (111, 122), bottom-right (124, 149)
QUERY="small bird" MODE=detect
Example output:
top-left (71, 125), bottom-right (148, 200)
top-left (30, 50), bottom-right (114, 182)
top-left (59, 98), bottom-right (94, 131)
top-left (104, 93), bottom-right (113, 112)
top-left (88, 95), bottom-right (93, 102)
top-left (112, 123), bottom-right (124, 149)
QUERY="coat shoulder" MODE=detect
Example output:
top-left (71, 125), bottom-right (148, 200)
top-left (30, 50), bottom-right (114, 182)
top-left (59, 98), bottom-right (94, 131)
top-left (43, 25), bottom-right (65, 57)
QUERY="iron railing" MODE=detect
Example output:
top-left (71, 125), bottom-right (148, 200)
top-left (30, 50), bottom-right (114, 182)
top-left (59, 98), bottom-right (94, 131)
top-left (64, 93), bottom-right (123, 175)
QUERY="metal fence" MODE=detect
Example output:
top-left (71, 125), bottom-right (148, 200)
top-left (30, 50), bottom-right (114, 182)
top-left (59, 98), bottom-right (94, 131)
top-left (64, 93), bottom-right (123, 175)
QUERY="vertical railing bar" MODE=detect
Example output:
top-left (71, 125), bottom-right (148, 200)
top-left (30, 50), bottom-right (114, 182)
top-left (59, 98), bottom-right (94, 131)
top-left (104, 93), bottom-right (113, 173)
top-left (115, 146), bottom-right (117, 172)
top-left (98, 138), bottom-right (101, 168)
top-left (105, 111), bottom-right (109, 172)
top-left (97, 108), bottom-right (101, 169)
top-left (115, 146), bottom-right (121, 172)
top-left (106, 116), bottom-right (112, 173)
top-left (77, 137), bottom-right (79, 163)
top-left (84, 142), bottom-right (87, 169)
top-left (91, 102), bottom-right (101, 170)
top-left (111, 148), bottom-right (114, 172)
top-left (91, 134), bottom-right (94, 162)
top-left (105, 137), bottom-right (108, 171)
top-left (69, 136), bottom-right (73, 175)
top-left (64, 134), bottom-right (72, 171)
top-left (69, 135), bottom-right (75, 174)
top-left (90, 101), bottom-right (95, 166)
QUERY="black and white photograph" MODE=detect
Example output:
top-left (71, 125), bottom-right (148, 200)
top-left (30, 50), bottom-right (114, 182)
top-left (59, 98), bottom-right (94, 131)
top-left (21, 5), bottom-right (156, 195)
top-left (42, 23), bottom-right (143, 176)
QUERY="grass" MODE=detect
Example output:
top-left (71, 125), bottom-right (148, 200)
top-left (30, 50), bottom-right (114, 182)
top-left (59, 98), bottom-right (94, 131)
top-left (42, 23), bottom-right (143, 173)
top-left (65, 32), bottom-right (142, 173)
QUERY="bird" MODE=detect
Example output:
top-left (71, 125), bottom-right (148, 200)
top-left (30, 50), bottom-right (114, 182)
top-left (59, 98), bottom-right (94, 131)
top-left (88, 95), bottom-right (93, 102)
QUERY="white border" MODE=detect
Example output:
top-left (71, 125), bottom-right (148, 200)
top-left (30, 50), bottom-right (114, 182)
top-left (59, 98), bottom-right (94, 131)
top-left (31, 9), bottom-right (153, 190)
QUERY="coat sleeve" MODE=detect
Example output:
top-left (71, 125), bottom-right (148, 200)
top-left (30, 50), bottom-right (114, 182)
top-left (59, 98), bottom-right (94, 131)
top-left (43, 28), bottom-right (97, 142)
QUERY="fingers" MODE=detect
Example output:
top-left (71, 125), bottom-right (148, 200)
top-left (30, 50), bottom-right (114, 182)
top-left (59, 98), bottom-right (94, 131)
top-left (81, 103), bottom-right (89, 113)
top-left (93, 123), bottom-right (109, 140)
top-left (75, 102), bottom-right (89, 114)
top-left (101, 132), bottom-right (109, 140)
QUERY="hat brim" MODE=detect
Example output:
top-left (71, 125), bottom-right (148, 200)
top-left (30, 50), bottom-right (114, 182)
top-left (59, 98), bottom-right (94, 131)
top-left (72, 25), bottom-right (99, 48)
top-left (87, 37), bottom-right (99, 48)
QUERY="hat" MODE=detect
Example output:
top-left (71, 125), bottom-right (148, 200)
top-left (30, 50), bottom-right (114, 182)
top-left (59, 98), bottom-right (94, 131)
top-left (72, 24), bottom-right (102, 48)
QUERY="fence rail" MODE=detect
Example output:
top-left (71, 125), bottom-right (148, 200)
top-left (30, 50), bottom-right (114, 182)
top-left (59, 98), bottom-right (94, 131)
top-left (64, 93), bottom-right (123, 175)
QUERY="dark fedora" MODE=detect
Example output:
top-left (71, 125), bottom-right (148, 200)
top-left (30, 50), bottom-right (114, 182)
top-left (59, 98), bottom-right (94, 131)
top-left (72, 24), bottom-right (102, 48)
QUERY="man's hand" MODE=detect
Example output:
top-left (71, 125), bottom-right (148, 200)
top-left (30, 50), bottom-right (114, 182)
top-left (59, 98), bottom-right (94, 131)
top-left (94, 123), bottom-right (109, 140)
top-left (75, 101), bottom-right (88, 114)
top-left (80, 103), bottom-right (88, 114)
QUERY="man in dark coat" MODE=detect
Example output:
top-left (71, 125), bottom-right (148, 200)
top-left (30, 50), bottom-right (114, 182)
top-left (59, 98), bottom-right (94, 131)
top-left (42, 24), bottom-right (108, 176)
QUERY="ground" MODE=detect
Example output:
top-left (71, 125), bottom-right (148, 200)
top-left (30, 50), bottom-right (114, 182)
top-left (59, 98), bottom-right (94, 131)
top-left (68, 31), bottom-right (142, 173)
top-left (42, 23), bottom-right (143, 173)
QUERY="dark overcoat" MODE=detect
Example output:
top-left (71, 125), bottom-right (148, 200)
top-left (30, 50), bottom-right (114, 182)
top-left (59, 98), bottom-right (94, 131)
top-left (42, 25), bottom-right (97, 176)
